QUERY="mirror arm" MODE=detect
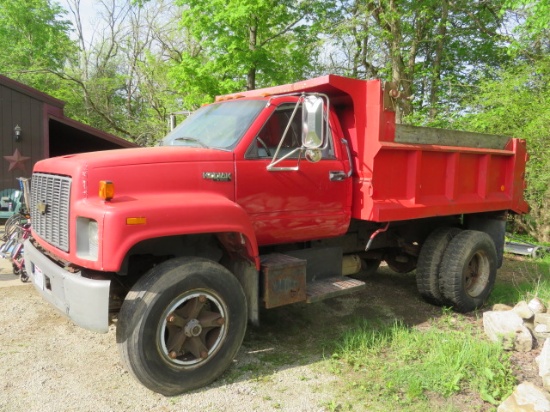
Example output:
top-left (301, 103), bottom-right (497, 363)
top-left (267, 148), bottom-right (303, 171)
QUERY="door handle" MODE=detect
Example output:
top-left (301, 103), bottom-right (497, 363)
top-left (329, 171), bottom-right (347, 181)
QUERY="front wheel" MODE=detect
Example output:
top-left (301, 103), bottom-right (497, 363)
top-left (116, 257), bottom-right (247, 395)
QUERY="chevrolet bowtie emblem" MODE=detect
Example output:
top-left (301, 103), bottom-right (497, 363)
top-left (36, 201), bottom-right (48, 215)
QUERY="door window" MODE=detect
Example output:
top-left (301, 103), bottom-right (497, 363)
top-left (247, 103), bottom-right (334, 159)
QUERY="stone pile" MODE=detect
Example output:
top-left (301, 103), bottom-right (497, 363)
top-left (482, 298), bottom-right (550, 411)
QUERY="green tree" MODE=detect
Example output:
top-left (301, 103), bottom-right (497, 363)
top-left (504, 0), bottom-right (550, 34)
top-left (0, 0), bottom-right (74, 93)
top-left (503, 0), bottom-right (550, 59)
top-left (451, 0), bottom-right (550, 242)
top-left (455, 59), bottom-right (550, 242)
top-left (56, 0), bottom-right (187, 143)
top-left (323, 0), bottom-right (509, 122)
top-left (170, 0), bottom-right (324, 107)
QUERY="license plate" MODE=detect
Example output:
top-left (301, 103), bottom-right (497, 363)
top-left (34, 265), bottom-right (44, 290)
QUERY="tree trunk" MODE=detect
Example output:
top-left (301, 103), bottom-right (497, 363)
top-left (247, 18), bottom-right (257, 90)
top-left (387, 0), bottom-right (413, 123)
top-left (429, 0), bottom-right (449, 120)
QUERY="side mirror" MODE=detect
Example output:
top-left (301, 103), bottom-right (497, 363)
top-left (302, 95), bottom-right (324, 148)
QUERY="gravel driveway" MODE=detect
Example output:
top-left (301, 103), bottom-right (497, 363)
top-left (0, 257), bottom-right (339, 412)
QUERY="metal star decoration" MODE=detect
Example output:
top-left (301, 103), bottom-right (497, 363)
top-left (3, 148), bottom-right (31, 172)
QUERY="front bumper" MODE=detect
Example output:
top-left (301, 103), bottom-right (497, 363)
top-left (24, 239), bottom-right (111, 333)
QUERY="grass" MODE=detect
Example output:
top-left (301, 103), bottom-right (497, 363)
top-left (220, 256), bottom-right (549, 411)
top-left (321, 255), bottom-right (550, 411)
top-left (490, 254), bottom-right (550, 305)
top-left (328, 318), bottom-right (515, 410)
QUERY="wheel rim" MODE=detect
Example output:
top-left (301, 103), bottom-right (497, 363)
top-left (158, 289), bottom-right (227, 368)
top-left (463, 251), bottom-right (490, 297)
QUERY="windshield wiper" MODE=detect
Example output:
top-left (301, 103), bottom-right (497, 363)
top-left (173, 137), bottom-right (209, 148)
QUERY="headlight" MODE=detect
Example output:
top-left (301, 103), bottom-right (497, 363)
top-left (76, 217), bottom-right (99, 260)
top-left (88, 220), bottom-right (99, 257)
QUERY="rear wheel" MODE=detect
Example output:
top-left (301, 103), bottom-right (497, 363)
top-left (440, 231), bottom-right (497, 313)
top-left (416, 227), bottom-right (462, 305)
top-left (116, 257), bottom-right (247, 395)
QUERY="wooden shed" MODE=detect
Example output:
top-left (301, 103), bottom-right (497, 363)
top-left (0, 74), bottom-right (136, 213)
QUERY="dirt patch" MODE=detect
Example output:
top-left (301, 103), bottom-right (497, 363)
top-left (0, 258), bottom-right (545, 411)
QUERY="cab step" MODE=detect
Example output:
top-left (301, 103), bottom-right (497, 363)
top-left (306, 277), bottom-right (366, 303)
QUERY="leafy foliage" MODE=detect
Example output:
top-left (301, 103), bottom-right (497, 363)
top-left (322, 0), bottom-right (509, 121)
top-left (452, 58), bottom-right (550, 242)
top-left (53, 0), bottom-right (187, 143)
top-left (0, 0), bottom-right (75, 92)
top-left (170, 0), bottom-right (324, 107)
top-left (515, 0), bottom-right (550, 29)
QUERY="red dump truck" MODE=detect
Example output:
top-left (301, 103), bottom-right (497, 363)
top-left (24, 75), bottom-right (528, 395)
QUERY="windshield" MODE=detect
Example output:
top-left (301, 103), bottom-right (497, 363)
top-left (161, 100), bottom-right (266, 149)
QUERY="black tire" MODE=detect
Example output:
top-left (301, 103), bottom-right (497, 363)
top-left (385, 254), bottom-right (417, 273)
top-left (416, 227), bottom-right (462, 305)
top-left (440, 230), bottom-right (497, 313)
top-left (116, 257), bottom-right (247, 396)
top-left (19, 271), bottom-right (29, 283)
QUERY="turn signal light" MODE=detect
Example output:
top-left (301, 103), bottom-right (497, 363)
top-left (126, 217), bottom-right (147, 225)
top-left (99, 180), bottom-right (114, 201)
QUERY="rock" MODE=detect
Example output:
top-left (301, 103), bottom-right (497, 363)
top-left (535, 313), bottom-right (550, 341)
top-left (529, 298), bottom-right (546, 314)
top-left (525, 319), bottom-right (535, 332)
top-left (483, 311), bottom-right (533, 352)
top-left (513, 301), bottom-right (535, 320)
top-left (537, 339), bottom-right (550, 390)
top-left (535, 313), bottom-right (550, 330)
top-left (493, 303), bottom-right (514, 311)
top-left (515, 329), bottom-right (535, 352)
top-left (498, 382), bottom-right (550, 412)
top-left (535, 324), bottom-right (549, 333)
top-left (533, 324), bottom-right (550, 342)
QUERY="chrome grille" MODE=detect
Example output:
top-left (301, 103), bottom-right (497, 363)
top-left (31, 173), bottom-right (72, 252)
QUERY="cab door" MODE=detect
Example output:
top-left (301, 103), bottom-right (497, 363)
top-left (235, 102), bottom-right (351, 246)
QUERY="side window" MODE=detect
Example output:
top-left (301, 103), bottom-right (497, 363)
top-left (256, 105), bottom-right (301, 158)
top-left (246, 103), bottom-right (334, 159)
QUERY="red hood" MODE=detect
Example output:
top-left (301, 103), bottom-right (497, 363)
top-left (34, 146), bottom-right (233, 172)
top-left (33, 146), bottom-right (235, 200)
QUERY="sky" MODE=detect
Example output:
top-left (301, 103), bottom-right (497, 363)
top-left (58, 0), bottom-right (100, 44)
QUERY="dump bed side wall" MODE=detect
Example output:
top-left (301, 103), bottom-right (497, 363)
top-left (367, 136), bottom-right (528, 222)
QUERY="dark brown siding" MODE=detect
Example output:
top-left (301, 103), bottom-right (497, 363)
top-left (1, 83), bottom-right (44, 190)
